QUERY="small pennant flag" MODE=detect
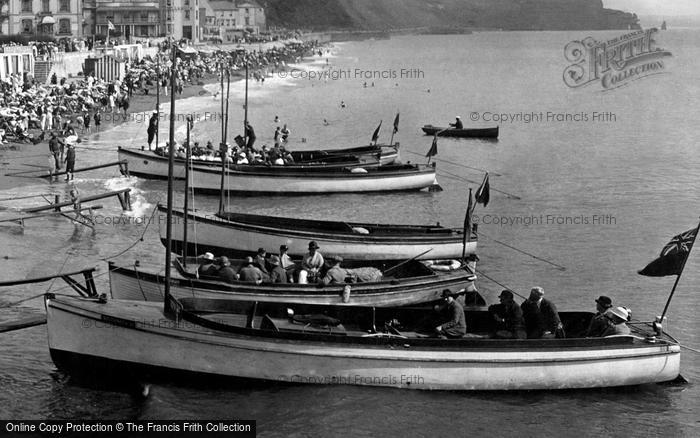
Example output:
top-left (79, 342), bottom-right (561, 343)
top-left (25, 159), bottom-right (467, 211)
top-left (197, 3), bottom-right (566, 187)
top-left (426, 134), bottom-right (438, 158)
top-left (475, 172), bottom-right (490, 207)
top-left (639, 228), bottom-right (698, 277)
top-left (108, 20), bottom-right (115, 31)
top-left (392, 113), bottom-right (400, 134)
top-left (371, 121), bottom-right (382, 143)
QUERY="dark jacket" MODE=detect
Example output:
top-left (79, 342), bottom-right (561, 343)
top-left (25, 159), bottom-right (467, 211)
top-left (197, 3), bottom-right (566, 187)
top-left (440, 299), bottom-right (467, 337)
top-left (489, 300), bottom-right (525, 334)
top-left (269, 265), bottom-right (288, 283)
top-left (521, 298), bottom-right (562, 338)
top-left (585, 313), bottom-right (612, 337)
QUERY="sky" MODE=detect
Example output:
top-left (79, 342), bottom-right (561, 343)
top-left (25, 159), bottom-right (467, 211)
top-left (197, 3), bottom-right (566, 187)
top-left (604, 0), bottom-right (700, 17)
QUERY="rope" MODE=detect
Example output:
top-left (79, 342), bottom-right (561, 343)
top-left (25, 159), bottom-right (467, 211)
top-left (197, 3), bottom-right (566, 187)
top-left (436, 168), bottom-right (521, 200)
top-left (474, 269), bottom-right (528, 300)
top-left (479, 232), bottom-right (567, 271)
top-left (405, 150), bottom-right (501, 176)
top-left (681, 344), bottom-right (700, 354)
top-left (99, 202), bottom-right (159, 261)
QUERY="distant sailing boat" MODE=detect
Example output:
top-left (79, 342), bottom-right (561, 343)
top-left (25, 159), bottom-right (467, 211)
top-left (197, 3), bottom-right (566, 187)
top-left (661, 20), bottom-right (667, 30)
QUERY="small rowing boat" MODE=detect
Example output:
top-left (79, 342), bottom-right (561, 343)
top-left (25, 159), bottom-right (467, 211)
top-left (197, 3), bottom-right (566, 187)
top-left (421, 125), bottom-right (499, 138)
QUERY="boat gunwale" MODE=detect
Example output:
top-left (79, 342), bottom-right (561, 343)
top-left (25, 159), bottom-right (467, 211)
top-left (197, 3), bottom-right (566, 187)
top-left (163, 206), bottom-right (472, 245)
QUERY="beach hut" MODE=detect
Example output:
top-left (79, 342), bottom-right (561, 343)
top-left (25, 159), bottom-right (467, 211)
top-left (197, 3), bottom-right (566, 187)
top-left (0, 48), bottom-right (35, 81)
top-left (84, 55), bottom-right (127, 82)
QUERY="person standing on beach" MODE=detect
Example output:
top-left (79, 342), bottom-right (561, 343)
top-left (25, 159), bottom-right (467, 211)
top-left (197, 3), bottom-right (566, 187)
top-left (64, 143), bottom-right (76, 181)
top-left (281, 124), bottom-right (290, 142)
top-left (93, 112), bottom-right (101, 130)
top-left (49, 132), bottom-right (61, 170)
top-left (47, 152), bottom-right (57, 182)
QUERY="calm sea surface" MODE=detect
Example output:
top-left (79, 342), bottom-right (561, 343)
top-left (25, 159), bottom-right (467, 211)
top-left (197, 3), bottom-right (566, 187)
top-left (1, 30), bottom-right (699, 436)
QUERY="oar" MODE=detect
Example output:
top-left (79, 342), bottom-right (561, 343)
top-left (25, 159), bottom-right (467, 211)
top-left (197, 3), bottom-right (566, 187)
top-left (383, 248), bottom-right (434, 276)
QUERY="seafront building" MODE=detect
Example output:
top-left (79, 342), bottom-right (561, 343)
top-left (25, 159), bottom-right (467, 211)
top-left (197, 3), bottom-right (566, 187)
top-left (0, 0), bottom-right (265, 41)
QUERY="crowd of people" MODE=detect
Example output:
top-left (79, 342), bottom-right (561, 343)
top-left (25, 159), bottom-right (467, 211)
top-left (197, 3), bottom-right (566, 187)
top-left (197, 241), bottom-right (363, 286)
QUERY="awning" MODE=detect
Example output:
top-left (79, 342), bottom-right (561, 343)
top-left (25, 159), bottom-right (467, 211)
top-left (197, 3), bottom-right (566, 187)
top-left (41, 16), bottom-right (56, 25)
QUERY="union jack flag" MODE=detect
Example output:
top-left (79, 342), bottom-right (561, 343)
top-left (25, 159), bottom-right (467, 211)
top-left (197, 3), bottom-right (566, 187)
top-left (659, 228), bottom-right (697, 257)
top-left (639, 227), bottom-right (698, 277)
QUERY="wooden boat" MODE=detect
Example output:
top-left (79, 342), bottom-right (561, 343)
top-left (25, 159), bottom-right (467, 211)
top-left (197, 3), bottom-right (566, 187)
top-left (421, 125), bottom-right (499, 139)
top-left (159, 205), bottom-right (477, 261)
top-left (45, 294), bottom-right (682, 390)
top-left (177, 162), bottom-right (439, 195)
top-left (107, 257), bottom-right (482, 306)
top-left (43, 55), bottom-right (684, 391)
top-left (117, 144), bottom-right (399, 180)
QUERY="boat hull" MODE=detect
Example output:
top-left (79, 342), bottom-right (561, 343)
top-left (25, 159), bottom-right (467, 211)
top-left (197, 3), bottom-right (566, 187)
top-left (160, 207), bottom-right (477, 260)
top-left (46, 296), bottom-right (682, 391)
top-left (108, 262), bottom-right (479, 306)
top-left (118, 146), bottom-right (399, 181)
top-left (183, 165), bottom-right (438, 195)
top-left (421, 125), bottom-right (499, 138)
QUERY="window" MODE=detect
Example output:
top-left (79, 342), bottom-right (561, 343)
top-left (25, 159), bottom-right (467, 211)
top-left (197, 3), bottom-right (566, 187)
top-left (184, 0), bottom-right (189, 6)
top-left (185, 10), bottom-right (189, 19)
top-left (245, 17), bottom-right (249, 25)
top-left (21, 0), bottom-right (31, 12)
top-left (41, 0), bottom-right (50, 12)
top-left (22, 19), bottom-right (33, 32)
top-left (59, 0), bottom-right (70, 12)
top-left (58, 18), bottom-right (70, 34)
top-left (245, 8), bottom-right (249, 14)
top-left (140, 13), bottom-right (147, 22)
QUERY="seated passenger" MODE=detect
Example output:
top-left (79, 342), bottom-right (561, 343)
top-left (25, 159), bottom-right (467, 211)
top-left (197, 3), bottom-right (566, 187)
top-left (585, 295), bottom-right (613, 337)
top-left (434, 289), bottom-right (466, 339)
top-left (521, 287), bottom-right (564, 339)
top-left (321, 255), bottom-right (349, 285)
top-left (238, 256), bottom-right (264, 284)
top-left (197, 252), bottom-right (219, 278)
top-left (601, 306), bottom-right (631, 337)
top-left (268, 255), bottom-right (288, 283)
top-left (254, 247), bottom-right (270, 275)
top-left (488, 290), bottom-right (526, 339)
top-left (298, 241), bottom-right (324, 284)
top-left (218, 256), bottom-right (237, 283)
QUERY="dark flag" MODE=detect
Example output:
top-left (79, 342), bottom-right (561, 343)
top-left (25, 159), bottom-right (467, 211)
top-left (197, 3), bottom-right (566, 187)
top-left (426, 134), bottom-right (438, 159)
top-left (639, 228), bottom-right (699, 277)
top-left (462, 189), bottom-right (475, 259)
top-left (371, 121), bottom-right (382, 143)
top-left (475, 172), bottom-right (490, 207)
top-left (393, 113), bottom-right (400, 134)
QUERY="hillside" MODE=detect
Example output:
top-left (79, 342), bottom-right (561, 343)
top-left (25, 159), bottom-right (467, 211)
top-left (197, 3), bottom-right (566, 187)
top-left (261, 0), bottom-right (639, 31)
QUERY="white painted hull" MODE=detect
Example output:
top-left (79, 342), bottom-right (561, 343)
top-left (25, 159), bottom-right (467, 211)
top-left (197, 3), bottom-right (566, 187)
top-left (186, 166), bottom-right (438, 194)
top-left (162, 208), bottom-right (476, 261)
top-left (46, 296), bottom-right (682, 391)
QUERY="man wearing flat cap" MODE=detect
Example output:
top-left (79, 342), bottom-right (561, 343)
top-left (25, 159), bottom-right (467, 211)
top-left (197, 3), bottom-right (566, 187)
top-left (435, 289), bottom-right (467, 338)
top-left (449, 116), bottom-right (463, 130)
top-left (488, 290), bottom-right (526, 339)
top-left (585, 295), bottom-right (613, 337)
top-left (521, 287), bottom-right (564, 339)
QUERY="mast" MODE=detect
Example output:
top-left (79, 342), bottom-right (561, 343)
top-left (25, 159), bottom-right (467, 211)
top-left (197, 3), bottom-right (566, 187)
top-left (183, 115), bottom-right (192, 268)
top-left (154, 53), bottom-right (160, 150)
top-left (164, 43), bottom-right (177, 313)
top-left (218, 67), bottom-right (230, 214)
top-left (243, 61), bottom-right (249, 147)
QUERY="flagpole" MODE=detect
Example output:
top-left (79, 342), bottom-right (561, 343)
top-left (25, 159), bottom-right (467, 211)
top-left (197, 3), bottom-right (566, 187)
top-left (659, 218), bottom-right (700, 322)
